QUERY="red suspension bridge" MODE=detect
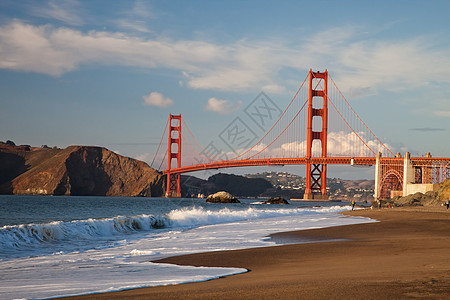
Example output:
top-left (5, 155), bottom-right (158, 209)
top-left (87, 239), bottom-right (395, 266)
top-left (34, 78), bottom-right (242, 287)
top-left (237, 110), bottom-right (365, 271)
top-left (152, 70), bottom-right (450, 200)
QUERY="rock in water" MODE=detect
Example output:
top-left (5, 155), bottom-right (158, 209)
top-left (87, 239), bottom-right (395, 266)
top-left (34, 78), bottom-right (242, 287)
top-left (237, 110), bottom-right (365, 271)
top-left (206, 191), bottom-right (240, 203)
top-left (263, 197), bottom-right (290, 204)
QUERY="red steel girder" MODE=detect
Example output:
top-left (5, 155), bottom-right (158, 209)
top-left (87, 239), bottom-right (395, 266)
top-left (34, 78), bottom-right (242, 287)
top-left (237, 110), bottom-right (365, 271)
top-left (162, 156), bottom-right (383, 175)
top-left (162, 157), bottom-right (449, 175)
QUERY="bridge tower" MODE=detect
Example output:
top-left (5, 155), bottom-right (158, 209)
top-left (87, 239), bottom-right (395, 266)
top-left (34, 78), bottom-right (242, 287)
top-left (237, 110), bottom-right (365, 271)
top-left (166, 114), bottom-right (182, 197)
top-left (304, 70), bottom-right (328, 200)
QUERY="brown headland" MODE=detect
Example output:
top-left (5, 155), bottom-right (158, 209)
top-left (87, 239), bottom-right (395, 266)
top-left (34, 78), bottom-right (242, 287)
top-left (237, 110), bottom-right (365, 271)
top-left (0, 142), bottom-right (164, 196)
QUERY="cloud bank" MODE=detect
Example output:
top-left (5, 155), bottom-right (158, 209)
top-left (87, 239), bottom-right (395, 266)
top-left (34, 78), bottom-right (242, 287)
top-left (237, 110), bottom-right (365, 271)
top-left (1, 20), bottom-right (450, 96)
top-left (219, 131), bottom-right (394, 161)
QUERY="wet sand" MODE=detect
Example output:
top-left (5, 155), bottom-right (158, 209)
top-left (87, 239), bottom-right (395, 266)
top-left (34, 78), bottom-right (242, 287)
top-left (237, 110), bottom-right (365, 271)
top-left (67, 207), bottom-right (450, 299)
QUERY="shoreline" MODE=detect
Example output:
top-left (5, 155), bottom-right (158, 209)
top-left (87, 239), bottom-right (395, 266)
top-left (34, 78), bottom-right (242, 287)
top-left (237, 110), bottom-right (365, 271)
top-left (65, 207), bottom-right (450, 299)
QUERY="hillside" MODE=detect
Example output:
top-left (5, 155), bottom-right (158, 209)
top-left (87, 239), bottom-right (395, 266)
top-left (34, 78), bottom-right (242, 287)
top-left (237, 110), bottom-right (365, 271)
top-left (181, 171), bottom-right (376, 200)
top-left (0, 142), bottom-right (164, 197)
top-left (208, 173), bottom-right (272, 196)
top-left (246, 172), bottom-right (375, 201)
top-left (181, 173), bottom-right (273, 197)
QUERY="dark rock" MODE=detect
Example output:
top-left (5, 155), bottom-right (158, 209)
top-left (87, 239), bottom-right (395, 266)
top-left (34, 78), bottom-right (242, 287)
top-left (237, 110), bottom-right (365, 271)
top-left (6, 140), bottom-right (15, 146)
top-left (263, 197), bottom-right (290, 204)
top-left (206, 191), bottom-right (240, 203)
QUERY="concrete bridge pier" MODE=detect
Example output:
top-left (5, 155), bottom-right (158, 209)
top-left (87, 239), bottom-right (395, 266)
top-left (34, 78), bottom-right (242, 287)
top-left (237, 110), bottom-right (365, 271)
top-left (403, 152), bottom-right (435, 196)
top-left (374, 152), bottom-right (382, 200)
top-left (375, 152), bottom-right (437, 200)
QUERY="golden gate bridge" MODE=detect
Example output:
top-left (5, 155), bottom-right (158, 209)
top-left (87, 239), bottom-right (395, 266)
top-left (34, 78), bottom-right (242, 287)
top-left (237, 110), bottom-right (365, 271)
top-left (152, 70), bottom-right (450, 200)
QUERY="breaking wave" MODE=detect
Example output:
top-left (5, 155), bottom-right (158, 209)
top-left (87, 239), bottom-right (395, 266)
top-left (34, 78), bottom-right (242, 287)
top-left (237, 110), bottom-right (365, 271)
top-left (0, 214), bottom-right (168, 253)
top-left (0, 205), bottom-right (350, 256)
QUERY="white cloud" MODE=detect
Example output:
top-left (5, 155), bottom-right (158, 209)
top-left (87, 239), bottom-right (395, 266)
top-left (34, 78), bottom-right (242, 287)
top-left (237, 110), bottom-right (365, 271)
top-left (223, 130), bottom-right (393, 161)
top-left (296, 131), bottom-right (393, 157)
top-left (0, 22), bottom-right (79, 75)
top-left (1, 20), bottom-right (450, 97)
top-left (434, 110), bottom-right (450, 117)
top-left (0, 20), bottom-right (225, 76)
top-left (241, 131), bottom-right (393, 159)
top-left (333, 38), bottom-right (450, 93)
top-left (205, 97), bottom-right (242, 115)
top-left (143, 92), bottom-right (173, 107)
top-left (0, 21), bottom-right (298, 90)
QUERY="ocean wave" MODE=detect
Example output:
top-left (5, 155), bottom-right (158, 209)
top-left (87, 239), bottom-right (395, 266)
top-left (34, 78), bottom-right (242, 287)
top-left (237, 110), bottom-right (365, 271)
top-left (0, 205), bottom-right (350, 255)
top-left (167, 205), bottom-right (351, 227)
top-left (0, 214), bottom-right (169, 253)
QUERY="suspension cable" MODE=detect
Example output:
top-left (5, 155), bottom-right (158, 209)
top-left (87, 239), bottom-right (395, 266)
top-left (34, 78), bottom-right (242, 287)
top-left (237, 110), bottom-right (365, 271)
top-left (329, 75), bottom-right (394, 156)
top-left (181, 117), bottom-right (222, 162)
top-left (151, 117), bottom-right (169, 169)
top-left (327, 96), bottom-right (376, 155)
top-left (228, 73), bottom-right (310, 160)
top-left (179, 73), bottom-right (309, 162)
top-left (245, 98), bottom-right (308, 160)
top-left (311, 72), bottom-right (376, 156)
top-left (180, 130), bottom-right (221, 163)
top-left (158, 148), bottom-right (168, 171)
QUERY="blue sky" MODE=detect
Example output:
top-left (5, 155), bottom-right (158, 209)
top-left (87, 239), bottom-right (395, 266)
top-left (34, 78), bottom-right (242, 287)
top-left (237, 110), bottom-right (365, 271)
top-left (1, 0), bottom-right (449, 179)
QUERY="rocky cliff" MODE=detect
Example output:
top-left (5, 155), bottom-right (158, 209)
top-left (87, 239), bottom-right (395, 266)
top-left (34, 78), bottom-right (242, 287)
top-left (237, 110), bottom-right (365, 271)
top-left (385, 179), bottom-right (450, 207)
top-left (0, 143), bottom-right (164, 197)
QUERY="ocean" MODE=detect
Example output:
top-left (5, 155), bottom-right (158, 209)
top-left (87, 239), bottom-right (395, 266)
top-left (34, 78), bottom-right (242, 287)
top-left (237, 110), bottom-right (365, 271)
top-left (0, 195), bottom-right (375, 299)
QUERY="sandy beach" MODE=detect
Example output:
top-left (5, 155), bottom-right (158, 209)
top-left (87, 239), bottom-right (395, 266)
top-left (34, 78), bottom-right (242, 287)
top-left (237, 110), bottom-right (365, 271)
top-left (66, 207), bottom-right (450, 299)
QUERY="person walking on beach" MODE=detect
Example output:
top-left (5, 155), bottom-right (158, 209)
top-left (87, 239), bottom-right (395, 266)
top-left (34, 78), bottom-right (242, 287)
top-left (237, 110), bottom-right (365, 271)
top-left (351, 200), bottom-right (356, 211)
top-left (446, 199), bottom-right (449, 210)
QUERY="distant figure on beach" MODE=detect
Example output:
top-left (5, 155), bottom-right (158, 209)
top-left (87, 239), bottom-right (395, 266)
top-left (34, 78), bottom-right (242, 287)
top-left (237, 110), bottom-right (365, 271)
top-left (378, 200), bottom-right (382, 209)
top-left (351, 200), bottom-right (356, 211)
top-left (446, 200), bottom-right (449, 210)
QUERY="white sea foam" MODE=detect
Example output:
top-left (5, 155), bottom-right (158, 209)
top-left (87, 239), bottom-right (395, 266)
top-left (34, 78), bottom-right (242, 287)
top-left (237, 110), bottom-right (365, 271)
top-left (0, 205), bottom-right (350, 258)
top-left (0, 214), bottom-right (168, 256)
top-left (0, 203), bottom-right (375, 300)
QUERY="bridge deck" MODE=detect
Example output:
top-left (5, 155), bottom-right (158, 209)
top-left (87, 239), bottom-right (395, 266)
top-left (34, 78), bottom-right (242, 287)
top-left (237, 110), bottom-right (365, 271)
top-left (163, 157), bottom-right (450, 175)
